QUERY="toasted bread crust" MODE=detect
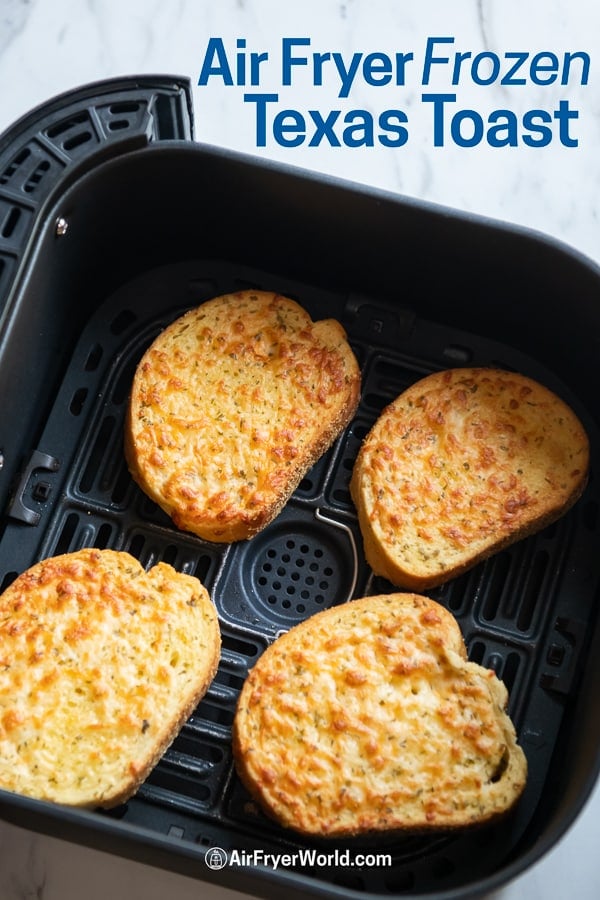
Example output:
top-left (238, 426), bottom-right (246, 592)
top-left (0, 549), bottom-right (220, 808)
top-left (351, 368), bottom-right (590, 589)
top-left (125, 291), bottom-right (360, 542)
top-left (233, 593), bottom-right (527, 837)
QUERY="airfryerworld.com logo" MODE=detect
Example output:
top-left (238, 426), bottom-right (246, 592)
top-left (205, 846), bottom-right (392, 871)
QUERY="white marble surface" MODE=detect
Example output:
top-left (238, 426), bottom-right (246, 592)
top-left (0, 0), bottom-right (599, 898)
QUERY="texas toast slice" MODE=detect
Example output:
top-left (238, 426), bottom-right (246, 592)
top-left (351, 367), bottom-right (589, 589)
top-left (126, 290), bottom-right (361, 542)
top-left (233, 592), bottom-right (527, 837)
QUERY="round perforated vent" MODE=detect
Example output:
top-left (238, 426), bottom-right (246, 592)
top-left (258, 538), bottom-right (332, 612)
top-left (243, 512), bottom-right (358, 627)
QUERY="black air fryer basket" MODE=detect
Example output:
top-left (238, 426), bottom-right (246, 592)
top-left (1, 76), bottom-right (599, 900)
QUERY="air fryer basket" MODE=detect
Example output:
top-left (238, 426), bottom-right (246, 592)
top-left (1, 77), bottom-right (599, 900)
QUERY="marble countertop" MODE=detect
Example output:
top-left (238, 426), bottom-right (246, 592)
top-left (1, 1), bottom-right (599, 898)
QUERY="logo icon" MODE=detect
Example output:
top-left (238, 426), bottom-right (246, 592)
top-left (205, 847), bottom-right (228, 870)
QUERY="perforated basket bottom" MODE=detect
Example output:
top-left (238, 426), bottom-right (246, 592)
top-left (1, 260), bottom-right (599, 897)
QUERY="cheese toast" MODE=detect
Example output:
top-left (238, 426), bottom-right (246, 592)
top-left (0, 548), bottom-right (220, 808)
top-left (232, 593), bottom-right (527, 837)
top-left (351, 367), bottom-right (589, 589)
top-left (125, 290), bottom-right (361, 542)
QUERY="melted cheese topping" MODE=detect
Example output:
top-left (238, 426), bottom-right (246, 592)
top-left (126, 291), bottom-right (360, 541)
top-left (0, 549), bottom-right (220, 807)
top-left (351, 368), bottom-right (589, 587)
top-left (233, 593), bottom-right (527, 836)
